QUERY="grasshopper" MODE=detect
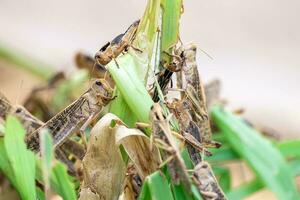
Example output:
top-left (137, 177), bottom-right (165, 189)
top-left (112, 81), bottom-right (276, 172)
top-left (24, 72), bottom-right (66, 121)
top-left (178, 43), bottom-right (220, 148)
top-left (168, 99), bottom-right (212, 165)
top-left (150, 103), bottom-right (191, 191)
top-left (25, 78), bottom-right (114, 152)
top-left (193, 161), bottom-right (227, 200)
top-left (95, 20), bottom-right (140, 67)
top-left (0, 92), bottom-right (12, 120)
top-left (0, 92), bottom-right (86, 160)
top-left (75, 52), bottom-right (115, 88)
top-left (75, 52), bottom-right (107, 78)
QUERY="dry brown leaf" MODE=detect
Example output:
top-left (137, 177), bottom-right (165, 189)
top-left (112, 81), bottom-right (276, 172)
top-left (80, 113), bottom-right (160, 200)
top-left (78, 188), bottom-right (100, 200)
top-left (80, 113), bottom-right (126, 200)
top-left (114, 125), bottom-right (160, 180)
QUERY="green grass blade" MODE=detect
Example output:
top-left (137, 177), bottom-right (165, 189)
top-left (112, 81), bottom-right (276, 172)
top-left (51, 162), bottom-right (76, 200)
top-left (227, 159), bottom-right (300, 199)
top-left (160, 0), bottom-right (182, 61)
top-left (109, 90), bottom-right (137, 127)
top-left (4, 115), bottom-right (36, 200)
top-left (0, 42), bottom-right (53, 80)
top-left (36, 187), bottom-right (45, 200)
top-left (211, 106), bottom-right (300, 200)
top-left (139, 171), bottom-right (174, 200)
top-left (277, 140), bottom-right (300, 158)
top-left (227, 179), bottom-right (263, 200)
top-left (213, 167), bottom-right (231, 193)
top-left (0, 139), bottom-right (17, 187)
top-left (107, 54), bottom-right (153, 123)
top-left (208, 144), bottom-right (240, 162)
top-left (40, 129), bottom-right (54, 199)
top-left (35, 158), bottom-right (77, 200)
top-left (289, 159), bottom-right (300, 176)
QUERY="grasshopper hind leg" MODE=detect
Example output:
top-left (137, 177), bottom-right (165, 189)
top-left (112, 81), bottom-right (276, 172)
top-left (204, 140), bottom-right (222, 149)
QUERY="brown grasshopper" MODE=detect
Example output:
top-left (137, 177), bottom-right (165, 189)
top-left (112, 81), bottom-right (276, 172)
top-left (75, 52), bottom-right (115, 88)
top-left (193, 161), bottom-right (227, 200)
top-left (0, 92), bottom-right (86, 160)
top-left (75, 52), bottom-right (107, 78)
top-left (25, 78), bottom-right (114, 152)
top-left (24, 72), bottom-right (66, 121)
top-left (0, 92), bottom-right (12, 119)
top-left (178, 43), bottom-right (221, 149)
top-left (95, 20), bottom-right (140, 67)
top-left (150, 103), bottom-right (191, 192)
top-left (168, 99), bottom-right (212, 165)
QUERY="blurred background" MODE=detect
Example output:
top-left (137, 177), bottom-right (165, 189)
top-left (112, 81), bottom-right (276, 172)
top-left (0, 1), bottom-right (299, 199)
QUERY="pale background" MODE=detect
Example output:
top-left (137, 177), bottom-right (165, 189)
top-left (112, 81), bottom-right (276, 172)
top-left (1, 0), bottom-right (299, 139)
top-left (0, 1), bottom-right (299, 198)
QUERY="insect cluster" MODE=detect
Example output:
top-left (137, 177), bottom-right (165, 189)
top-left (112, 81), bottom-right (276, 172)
top-left (0, 19), bottom-right (227, 200)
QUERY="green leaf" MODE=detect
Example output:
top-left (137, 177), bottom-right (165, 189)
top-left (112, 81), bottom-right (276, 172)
top-left (109, 90), bottom-right (137, 127)
top-left (51, 162), bottom-right (76, 200)
top-left (107, 54), bottom-right (153, 124)
top-left (171, 183), bottom-right (202, 200)
top-left (139, 171), bottom-right (174, 200)
top-left (213, 167), bottom-right (231, 193)
top-left (277, 140), bottom-right (300, 158)
top-left (0, 139), bottom-right (17, 187)
top-left (160, 0), bottom-right (182, 60)
top-left (289, 159), bottom-right (300, 176)
top-left (208, 144), bottom-right (239, 162)
top-left (181, 148), bottom-right (194, 169)
top-left (0, 42), bottom-right (53, 80)
top-left (211, 106), bottom-right (300, 200)
top-left (227, 179), bottom-right (264, 200)
top-left (36, 155), bottom-right (79, 199)
top-left (36, 187), bottom-right (45, 200)
top-left (40, 129), bottom-right (54, 199)
top-left (4, 115), bottom-right (36, 200)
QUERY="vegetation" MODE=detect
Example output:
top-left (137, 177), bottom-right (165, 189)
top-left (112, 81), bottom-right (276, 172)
top-left (0, 0), bottom-right (299, 200)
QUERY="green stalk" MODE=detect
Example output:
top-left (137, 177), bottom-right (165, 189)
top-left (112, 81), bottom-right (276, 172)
top-left (0, 43), bottom-right (54, 80)
top-left (160, 0), bottom-right (182, 64)
top-left (107, 54), bottom-right (153, 123)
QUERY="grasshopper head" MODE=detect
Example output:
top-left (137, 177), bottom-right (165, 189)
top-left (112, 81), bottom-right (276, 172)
top-left (92, 79), bottom-right (114, 105)
top-left (95, 42), bottom-right (111, 66)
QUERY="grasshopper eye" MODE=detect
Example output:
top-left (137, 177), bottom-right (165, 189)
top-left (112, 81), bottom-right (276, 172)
top-left (15, 108), bottom-right (22, 113)
top-left (95, 81), bottom-right (102, 86)
top-left (99, 42), bottom-right (110, 52)
top-left (202, 164), bottom-right (208, 169)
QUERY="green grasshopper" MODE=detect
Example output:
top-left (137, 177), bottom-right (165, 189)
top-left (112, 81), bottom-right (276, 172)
top-left (25, 78), bottom-right (114, 152)
top-left (193, 161), bottom-right (227, 200)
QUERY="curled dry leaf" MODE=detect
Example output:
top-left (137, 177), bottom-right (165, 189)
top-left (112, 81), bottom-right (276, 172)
top-left (114, 125), bottom-right (160, 180)
top-left (80, 113), bottom-right (160, 199)
top-left (79, 188), bottom-right (100, 200)
top-left (80, 113), bottom-right (126, 200)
